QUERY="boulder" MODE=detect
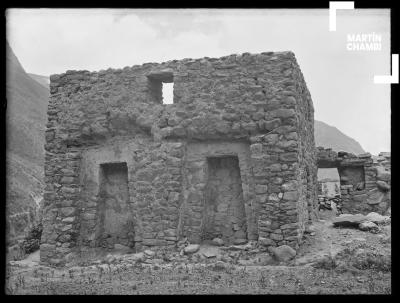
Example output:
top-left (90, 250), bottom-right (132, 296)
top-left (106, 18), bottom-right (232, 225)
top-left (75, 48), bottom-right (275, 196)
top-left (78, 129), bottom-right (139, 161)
top-left (358, 221), bottom-right (379, 232)
top-left (366, 189), bottom-right (385, 205)
top-left (105, 254), bottom-right (117, 264)
top-left (233, 238), bottom-right (247, 245)
top-left (376, 166), bottom-right (391, 182)
top-left (200, 246), bottom-right (220, 258)
top-left (211, 238), bottom-right (224, 246)
top-left (358, 152), bottom-right (371, 158)
top-left (376, 181), bottom-right (390, 192)
top-left (365, 212), bottom-right (390, 224)
top-left (229, 244), bottom-right (247, 251)
top-left (254, 254), bottom-right (274, 265)
top-left (268, 245), bottom-right (296, 262)
top-left (332, 214), bottom-right (368, 227)
top-left (258, 237), bottom-right (274, 246)
top-left (127, 252), bottom-right (145, 262)
top-left (184, 244), bottom-right (200, 254)
top-left (304, 224), bottom-right (315, 234)
top-left (144, 249), bottom-right (156, 257)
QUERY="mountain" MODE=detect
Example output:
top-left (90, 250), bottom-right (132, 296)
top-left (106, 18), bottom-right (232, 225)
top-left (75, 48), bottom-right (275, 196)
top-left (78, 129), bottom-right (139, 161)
top-left (6, 41), bottom-right (49, 243)
top-left (314, 120), bottom-right (365, 155)
top-left (28, 73), bottom-right (50, 89)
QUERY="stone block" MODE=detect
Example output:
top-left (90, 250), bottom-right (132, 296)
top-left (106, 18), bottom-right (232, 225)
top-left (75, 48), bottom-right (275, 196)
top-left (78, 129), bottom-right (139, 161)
top-left (258, 237), bottom-right (274, 246)
top-left (280, 152), bottom-right (298, 162)
top-left (269, 245), bottom-right (296, 261)
top-left (62, 217), bottom-right (76, 223)
top-left (273, 109), bottom-right (296, 119)
top-left (184, 244), bottom-right (200, 254)
top-left (250, 143), bottom-right (263, 155)
top-left (255, 185), bottom-right (268, 194)
top-left (60, 207), bottom-right (75, 217)
top-left (281, 180), bottom-right (298, 192)
top-left (376, 181), bottom-right (390, 191)
top-left (270, 233), bottom-right (284, 241)
top-left (283, 191), bottom-right (299, 201)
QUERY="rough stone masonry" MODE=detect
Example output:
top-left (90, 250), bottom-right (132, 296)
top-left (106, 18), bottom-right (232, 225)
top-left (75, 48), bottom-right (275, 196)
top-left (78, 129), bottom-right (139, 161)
top-left (316, 147), bottom-right (391, 215)
top-left (40, 51), bottom-right (318, 266)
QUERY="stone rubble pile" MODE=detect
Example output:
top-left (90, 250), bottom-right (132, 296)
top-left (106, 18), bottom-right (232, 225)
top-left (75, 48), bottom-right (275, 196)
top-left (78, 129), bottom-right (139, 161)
top-left (318, 195), bottom-right (342, 213)
top-left (90, 239), bottom-right (303, 269)
top-left (332, 212), bottom-right (390, 233)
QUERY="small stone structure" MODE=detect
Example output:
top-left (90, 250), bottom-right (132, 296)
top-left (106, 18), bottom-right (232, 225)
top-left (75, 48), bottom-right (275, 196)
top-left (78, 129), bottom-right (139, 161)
top-left (316, 147), bottom-right (391, 214)
top-left (40, 51), bottom-right (318, 266)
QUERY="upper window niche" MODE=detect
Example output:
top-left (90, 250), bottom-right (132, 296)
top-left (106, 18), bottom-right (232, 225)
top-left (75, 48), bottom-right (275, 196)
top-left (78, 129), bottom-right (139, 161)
top-left (147, 69), bottom-right (174, 105)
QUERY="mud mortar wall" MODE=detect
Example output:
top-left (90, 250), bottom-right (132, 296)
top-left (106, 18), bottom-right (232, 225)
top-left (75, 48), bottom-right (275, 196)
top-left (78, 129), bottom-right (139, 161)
top-left (41, 51), bottom-right (316, 266)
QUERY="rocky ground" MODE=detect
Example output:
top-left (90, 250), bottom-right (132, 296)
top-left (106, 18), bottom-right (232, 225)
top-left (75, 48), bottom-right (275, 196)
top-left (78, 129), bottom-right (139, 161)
top-left (6, 210), bottom-right (391, 295)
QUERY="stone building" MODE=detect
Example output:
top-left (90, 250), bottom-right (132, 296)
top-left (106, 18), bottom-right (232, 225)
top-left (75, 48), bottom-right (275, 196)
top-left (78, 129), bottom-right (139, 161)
top-left (40, 51), bottom-right (318, 266)
top-left (316, 147), bottom-right (391, 214)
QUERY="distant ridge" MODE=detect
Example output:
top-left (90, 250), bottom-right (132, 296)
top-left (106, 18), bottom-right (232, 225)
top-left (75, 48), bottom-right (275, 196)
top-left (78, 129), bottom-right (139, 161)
top-left (314, 120), bottom-right (365, 155)
top-left (28, 73), bottom-right (50, 89)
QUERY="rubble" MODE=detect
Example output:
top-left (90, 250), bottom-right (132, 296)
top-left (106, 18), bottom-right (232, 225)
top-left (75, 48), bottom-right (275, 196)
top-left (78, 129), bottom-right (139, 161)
top-left (332, 211), bottom-right (389, 233)
top-left (365, 212), bottom-right (391, 225)
top-left (318, 195), bottom-right (342, 213)
top-left (211, 238), bottom-right (224, 246)
top-left (332, 214), bottom-right (368, 227)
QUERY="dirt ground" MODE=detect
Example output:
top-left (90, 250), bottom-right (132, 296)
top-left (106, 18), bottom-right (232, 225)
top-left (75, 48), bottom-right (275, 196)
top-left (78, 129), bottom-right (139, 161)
top-left (6, 210), bottom-right (391, 295)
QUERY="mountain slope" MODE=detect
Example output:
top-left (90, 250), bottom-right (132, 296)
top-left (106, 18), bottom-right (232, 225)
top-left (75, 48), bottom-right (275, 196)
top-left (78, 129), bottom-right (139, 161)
top-left (314, 120), bottom-right (365, 155)
top-left (28, 73), bottom-right (50, 89)
top-left (6, 41), bottom-right (49, 243)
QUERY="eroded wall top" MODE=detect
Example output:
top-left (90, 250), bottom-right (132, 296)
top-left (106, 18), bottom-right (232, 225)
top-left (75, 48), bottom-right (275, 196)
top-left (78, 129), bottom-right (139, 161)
top-left (47, 51), bottom-right (313, 149)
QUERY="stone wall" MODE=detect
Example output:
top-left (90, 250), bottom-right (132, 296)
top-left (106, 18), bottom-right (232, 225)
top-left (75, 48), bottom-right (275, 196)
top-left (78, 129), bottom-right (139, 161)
top-left (41, 51), bottom-right (317, 266)
top-left (316, 147), bottom-right (391, 215)
top-left (181, 142), bottom-right (255, 244)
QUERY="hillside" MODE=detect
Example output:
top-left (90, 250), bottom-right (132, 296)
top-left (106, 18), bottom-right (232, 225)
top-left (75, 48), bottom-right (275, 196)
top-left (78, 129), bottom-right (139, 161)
top-left (28, 73), bottom-right (50, 89)
top-left (6, 41), bottom-right (49, 243)
top-left (314, 120), bottom-right (365, 155)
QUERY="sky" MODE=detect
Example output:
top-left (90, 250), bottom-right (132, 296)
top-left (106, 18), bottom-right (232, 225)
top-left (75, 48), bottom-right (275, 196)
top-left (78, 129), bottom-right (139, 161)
top-left (6, 9), bottom-right (391, 155)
